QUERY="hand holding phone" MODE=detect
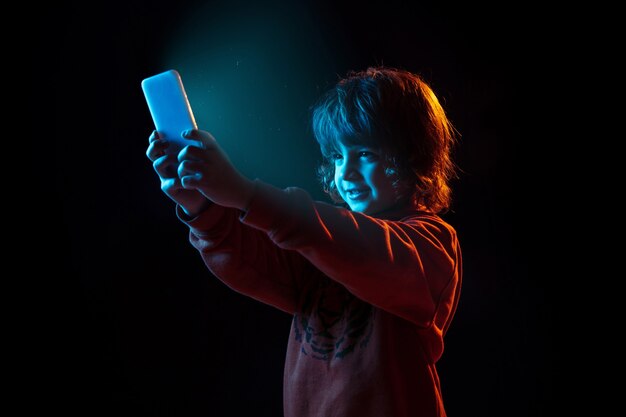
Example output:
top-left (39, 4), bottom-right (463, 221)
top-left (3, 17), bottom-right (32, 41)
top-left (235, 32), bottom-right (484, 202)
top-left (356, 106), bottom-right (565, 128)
top-left (141, 69), bottom-right (199, 149)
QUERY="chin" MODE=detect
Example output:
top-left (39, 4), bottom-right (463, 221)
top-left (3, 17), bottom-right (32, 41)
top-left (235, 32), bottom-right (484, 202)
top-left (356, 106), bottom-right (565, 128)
top-left (351, 204), bottom-right (373, 214)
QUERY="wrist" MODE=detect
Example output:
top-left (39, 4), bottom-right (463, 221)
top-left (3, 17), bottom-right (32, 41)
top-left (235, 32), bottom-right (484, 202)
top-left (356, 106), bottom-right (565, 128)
top-left (239, 178), bottom-right (258, 211)
top-left (179, 199), bottom-right (213, 219)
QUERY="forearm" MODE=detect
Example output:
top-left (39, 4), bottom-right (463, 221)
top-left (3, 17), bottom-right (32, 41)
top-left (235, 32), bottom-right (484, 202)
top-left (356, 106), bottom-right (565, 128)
top-left (178, 203), bottom-right (303, 314)
top-left (240, 181), bottom-right (461, 326)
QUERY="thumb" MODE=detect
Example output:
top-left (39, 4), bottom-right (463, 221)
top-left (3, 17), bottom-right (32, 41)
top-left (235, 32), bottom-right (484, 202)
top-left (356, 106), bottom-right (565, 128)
top-left (182, 129), bottom-right (218, 150)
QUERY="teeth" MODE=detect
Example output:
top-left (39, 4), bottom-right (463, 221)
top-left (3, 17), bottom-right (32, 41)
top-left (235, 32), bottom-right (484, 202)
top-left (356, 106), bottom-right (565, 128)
top-left (347, 189), bottom-right (366, 197)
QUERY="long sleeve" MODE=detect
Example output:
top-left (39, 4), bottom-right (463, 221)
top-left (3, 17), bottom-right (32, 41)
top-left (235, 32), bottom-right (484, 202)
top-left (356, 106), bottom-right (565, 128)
top-left (179, 180), bottom-right (463, 416)
top-left (178, 201), bottom-right (309, 314)
top-left (240, 181), bottom-right (462, 336)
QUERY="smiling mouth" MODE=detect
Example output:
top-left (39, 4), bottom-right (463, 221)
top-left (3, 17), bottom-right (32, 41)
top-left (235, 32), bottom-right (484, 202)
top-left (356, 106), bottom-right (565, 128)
top-left (345, 189), bottom-right (369, 200)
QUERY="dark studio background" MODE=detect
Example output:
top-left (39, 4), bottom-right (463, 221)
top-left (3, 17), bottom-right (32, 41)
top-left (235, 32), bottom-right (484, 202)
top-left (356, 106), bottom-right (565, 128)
top-left (42, 1), bottom-right (553, 416)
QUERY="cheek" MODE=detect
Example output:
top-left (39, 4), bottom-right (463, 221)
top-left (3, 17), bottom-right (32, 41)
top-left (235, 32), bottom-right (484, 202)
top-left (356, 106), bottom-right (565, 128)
top-left (371, 169), bottom-right (396, 197)
top-left (333, 167), bottom-right (343, 186)
top-left (332, 168), bottom-right (344, 196)
top-left (368, 165), bottom-right (387, 184)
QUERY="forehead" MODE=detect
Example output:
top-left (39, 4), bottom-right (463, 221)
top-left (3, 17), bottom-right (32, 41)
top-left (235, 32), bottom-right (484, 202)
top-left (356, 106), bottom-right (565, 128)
top-left (330, 134), bottom-right (380, 150)
top-left (320, 131), bottom-right (388, 159)
top-left (334, 141), bottom-right (380, 153)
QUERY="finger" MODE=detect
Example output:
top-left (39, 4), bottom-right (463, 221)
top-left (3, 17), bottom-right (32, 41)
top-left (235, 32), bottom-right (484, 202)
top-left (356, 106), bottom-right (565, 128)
top-left (178, 160), bottom-right (207, 178)
top-left (153, 154), bottom-right (179, 179)
top-left (146, 139), bottom-right (170, 161)
top-left (160, 176), bottom-right (183, 196)
top-left (178, 130), bottom-right (221, 163)
top-left (182, 129), bottom-right (218, 150)
top-left (178, 143), bottom-right (211, 162)
top-left (180, 173), bottom-right (202, 190)
top-left (149, 130), bottom-right (160, 143)
top-left (178, 160), bottom-right (208, 190)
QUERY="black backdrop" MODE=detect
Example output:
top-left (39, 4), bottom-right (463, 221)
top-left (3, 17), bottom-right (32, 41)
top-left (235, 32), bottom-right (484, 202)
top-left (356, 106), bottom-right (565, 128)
top-left (42, 1), bottom-right (552, 416)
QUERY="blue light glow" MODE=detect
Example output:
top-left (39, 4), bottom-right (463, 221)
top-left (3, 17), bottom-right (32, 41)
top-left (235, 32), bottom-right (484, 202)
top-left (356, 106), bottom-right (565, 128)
top-left (156, 2), bottom-right (336, 198)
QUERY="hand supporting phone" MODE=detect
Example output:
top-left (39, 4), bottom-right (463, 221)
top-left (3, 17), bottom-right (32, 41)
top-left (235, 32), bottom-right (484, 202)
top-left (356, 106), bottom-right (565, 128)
top-left (141, 69), bottom-right (199, 149)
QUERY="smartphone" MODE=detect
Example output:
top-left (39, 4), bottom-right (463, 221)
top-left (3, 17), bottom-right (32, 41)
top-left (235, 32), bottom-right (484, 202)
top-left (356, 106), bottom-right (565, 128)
top-left (141, 69), bottom-right (199, 148)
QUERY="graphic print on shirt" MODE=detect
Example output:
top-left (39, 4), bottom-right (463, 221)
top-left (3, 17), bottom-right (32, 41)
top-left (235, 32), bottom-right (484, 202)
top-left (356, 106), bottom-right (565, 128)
top-left (293, 279), bottom-right (374, 361)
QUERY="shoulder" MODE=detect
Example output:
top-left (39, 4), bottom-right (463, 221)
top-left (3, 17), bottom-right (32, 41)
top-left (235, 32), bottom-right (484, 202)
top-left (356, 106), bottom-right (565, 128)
top-left (381, 206), bottom-right (454, 229)
top-left (385, 208), bottom-right (460, 248)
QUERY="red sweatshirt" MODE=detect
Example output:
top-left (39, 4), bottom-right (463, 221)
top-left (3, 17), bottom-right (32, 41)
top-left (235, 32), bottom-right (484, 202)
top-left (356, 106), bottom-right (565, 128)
top-left (179, 180), bottom-right (462, 417)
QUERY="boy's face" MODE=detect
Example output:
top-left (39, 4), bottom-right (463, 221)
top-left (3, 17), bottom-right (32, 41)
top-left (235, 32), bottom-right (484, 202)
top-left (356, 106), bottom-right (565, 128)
top-left (332, 141), bottom-right (399, 215)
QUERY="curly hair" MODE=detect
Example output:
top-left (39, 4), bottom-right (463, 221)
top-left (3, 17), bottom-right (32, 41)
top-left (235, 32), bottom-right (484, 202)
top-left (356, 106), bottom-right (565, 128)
top-left (311, 66), bottom-right (458, 214)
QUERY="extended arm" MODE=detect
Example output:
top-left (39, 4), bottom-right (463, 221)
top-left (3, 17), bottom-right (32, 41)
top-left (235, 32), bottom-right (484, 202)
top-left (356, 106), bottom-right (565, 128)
top-left (241, 181), bottom-right (462, 330)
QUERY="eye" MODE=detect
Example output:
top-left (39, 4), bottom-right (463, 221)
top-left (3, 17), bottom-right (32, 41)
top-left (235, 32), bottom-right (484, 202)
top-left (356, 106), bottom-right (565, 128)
top-left (359, 150), bottom-right (379, 161)
top-left (330, 153), bottom-right (343, 161)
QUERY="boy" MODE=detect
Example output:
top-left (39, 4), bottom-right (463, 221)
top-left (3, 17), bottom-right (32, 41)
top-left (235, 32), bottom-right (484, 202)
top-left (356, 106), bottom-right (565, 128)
top-left (146, 66), bottom-right (462, 417)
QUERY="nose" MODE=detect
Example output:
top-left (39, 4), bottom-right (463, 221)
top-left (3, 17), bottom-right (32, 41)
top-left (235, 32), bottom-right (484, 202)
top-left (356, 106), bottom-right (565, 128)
top-left (337, 156), bottom-right (360, 181)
